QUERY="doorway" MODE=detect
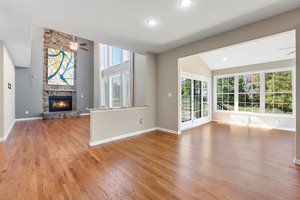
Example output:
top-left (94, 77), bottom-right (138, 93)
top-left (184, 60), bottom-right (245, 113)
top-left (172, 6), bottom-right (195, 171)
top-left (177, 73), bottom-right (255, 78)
top-left (180, 72), bottom-right (211, 131)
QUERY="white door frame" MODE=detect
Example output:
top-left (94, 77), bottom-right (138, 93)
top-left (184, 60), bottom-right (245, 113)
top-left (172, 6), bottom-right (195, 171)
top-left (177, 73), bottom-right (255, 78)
top-left (179, 72), bottom-right (212, 131)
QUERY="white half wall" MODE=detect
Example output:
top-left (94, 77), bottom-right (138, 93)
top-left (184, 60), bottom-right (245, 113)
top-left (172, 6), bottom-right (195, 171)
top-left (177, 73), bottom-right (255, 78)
top-left (90, 107), bottom-right (153, 145)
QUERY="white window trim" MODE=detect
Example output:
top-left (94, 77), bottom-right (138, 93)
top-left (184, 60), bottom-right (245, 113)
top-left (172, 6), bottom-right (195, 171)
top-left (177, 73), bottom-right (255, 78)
top-left (213, 67), bottom-right (295, 118)
top-left (99, 44), bottom-right (133, 108)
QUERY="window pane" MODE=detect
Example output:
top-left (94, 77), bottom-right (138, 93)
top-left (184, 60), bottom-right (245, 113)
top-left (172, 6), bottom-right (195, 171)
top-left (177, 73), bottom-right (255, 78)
top-left (239, 84), bottom-right (245, 93)
top-left (253, 103), bottom-right (260, 113)
top-left (239, 103), bottom-right (246, 112)
top-left (238, 73), bottom-right (260, 113)
top-left (265, 104), bottom-right (274, 113)
top-left (217, 94), bottom-right (222, 101)
top-left (246, 103), bottom-right (253, 112)
top-left (229, 85), bottom-right (234, 93)
top-left (265, 73), bottom-right (274, 92)
top-left (274, 71), bottom-right (292, 92)
top-left (181, 78), bottom-right (192, 122)
top-left (265, 70), bottom-right (292, 114)
top-left (229, 77), bottom-right (234, 85)
top-left (111, 75), bottom-right (121, 107)
top-left (228, 94), bottom-right (234, 102)
top-left (193, 80), bottom-right (202, 119)
top-left (111, 47), bottom-right (122, 66)
top-left (222, 85), bottom-right (228, 93)
top-left (228, 103), bottom-right (234, 111)
top-left (239, 94), bottom-right (246, 102)
top-left (253, 94), bottom-right (260, 103)
top-left (216, 76), bottom-right (234, 111)
top-left (223, 94), bottom-right (228, 102)
top-left (265, 93), bottom-right (274, 104)
top-left (100, 44), bottom-right (108, 69)
top-left (122, 50), bottom-right (130, 62)
top-left (253, 83), bottom-right (260, 92)
top-left (203, 110), bottom-right (208, 117)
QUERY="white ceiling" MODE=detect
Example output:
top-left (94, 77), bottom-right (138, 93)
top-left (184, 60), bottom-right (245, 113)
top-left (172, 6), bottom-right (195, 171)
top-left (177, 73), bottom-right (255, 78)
top-left (0, 0), bottom-right (300, 67)
top-left (199, 30), bottom-right (296, 70)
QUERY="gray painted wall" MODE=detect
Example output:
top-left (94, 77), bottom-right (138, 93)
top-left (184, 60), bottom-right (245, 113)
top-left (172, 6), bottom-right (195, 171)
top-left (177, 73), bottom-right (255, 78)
top-left (76, 37), bottom-right (94, 113)
top-left (156, 8), bottom-right (300, 132)
top-left (15, 28), bottom-right (94, 118)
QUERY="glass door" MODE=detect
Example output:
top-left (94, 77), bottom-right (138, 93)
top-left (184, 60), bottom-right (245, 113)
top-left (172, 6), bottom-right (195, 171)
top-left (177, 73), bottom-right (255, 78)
top-left (180, 73), bottom-right (211, 131)
top-left (193, 80), bottom-right (202, 120)
top-left (181, 77), bottom-right (193, 130)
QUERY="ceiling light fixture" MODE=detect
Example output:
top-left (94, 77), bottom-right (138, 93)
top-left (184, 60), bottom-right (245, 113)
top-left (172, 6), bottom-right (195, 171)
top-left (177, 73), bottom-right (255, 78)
top-left (146, 19), bottom-right (158, 27)
top-left (223, 57), bottom-right (228, 61)
top-left (179, 0), bottom-right (193, 8)
top-left (70, 42), bottom-right (78, 51)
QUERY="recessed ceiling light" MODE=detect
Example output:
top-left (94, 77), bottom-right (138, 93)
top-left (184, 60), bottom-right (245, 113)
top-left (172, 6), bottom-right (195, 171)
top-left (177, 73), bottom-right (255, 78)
top-left (146, 19), bottom-right (158, 27)
top-left (179, 0), bottom-right (193, 8)
top-left (223, 57), bottom-right (228, 61)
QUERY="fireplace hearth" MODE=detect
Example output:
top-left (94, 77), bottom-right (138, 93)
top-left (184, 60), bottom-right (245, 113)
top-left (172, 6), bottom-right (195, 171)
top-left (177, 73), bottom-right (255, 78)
top-left (49, 96), bottom-right (72, 112)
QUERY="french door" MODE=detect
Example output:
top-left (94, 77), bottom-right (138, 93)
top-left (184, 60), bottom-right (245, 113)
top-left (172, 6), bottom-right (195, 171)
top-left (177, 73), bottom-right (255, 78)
top-left (180, 73), bottom-right (211, 131)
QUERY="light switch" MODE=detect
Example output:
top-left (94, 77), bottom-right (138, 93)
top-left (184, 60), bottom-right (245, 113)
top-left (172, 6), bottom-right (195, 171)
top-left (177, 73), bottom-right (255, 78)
top-left (168, 92), bottom-right (172, 98)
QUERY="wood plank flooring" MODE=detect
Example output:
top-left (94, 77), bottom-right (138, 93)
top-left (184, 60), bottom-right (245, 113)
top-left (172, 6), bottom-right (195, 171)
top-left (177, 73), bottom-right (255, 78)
top-left (0, 117), bottom-right (299, 200)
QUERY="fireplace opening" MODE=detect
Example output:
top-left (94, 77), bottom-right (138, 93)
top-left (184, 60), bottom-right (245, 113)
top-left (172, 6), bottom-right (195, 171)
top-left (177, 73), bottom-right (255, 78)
top-left (49, 96), bottom-right (72, 112)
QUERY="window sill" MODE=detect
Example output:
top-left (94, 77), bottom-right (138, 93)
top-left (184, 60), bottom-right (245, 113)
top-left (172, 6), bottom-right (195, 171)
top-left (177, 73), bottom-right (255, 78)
top-left (213, 110), bottom-right (295, 118)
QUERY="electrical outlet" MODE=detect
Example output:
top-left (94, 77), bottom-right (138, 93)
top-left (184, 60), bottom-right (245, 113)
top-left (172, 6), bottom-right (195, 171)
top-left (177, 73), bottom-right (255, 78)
top-left (81, 95), bottom-right (84, 98)
top-left (25, 111), bottom-right (29, 115)
top-left (139, 119), bottom-right (143, 124)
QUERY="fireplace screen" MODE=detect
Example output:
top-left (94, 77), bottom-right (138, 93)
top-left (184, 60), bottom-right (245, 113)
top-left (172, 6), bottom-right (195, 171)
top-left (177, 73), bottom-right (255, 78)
top-left (49, 96), bottom-right (72, 112)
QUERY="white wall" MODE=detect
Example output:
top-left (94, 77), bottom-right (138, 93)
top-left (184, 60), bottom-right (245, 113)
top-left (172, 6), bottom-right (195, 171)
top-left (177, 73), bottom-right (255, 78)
top-left (0, 41), bottom-right (3, 138)
top-left (0, 41), bottom-right (15, 139)
top-left (90, 107), bottom-right (153, 144)
top-left (178, 55), bottom-right (211, 78)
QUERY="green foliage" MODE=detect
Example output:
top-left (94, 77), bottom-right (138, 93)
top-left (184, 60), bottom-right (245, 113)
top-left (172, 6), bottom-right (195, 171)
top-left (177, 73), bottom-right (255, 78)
top-left (265, 71), bottom-right (292, 114)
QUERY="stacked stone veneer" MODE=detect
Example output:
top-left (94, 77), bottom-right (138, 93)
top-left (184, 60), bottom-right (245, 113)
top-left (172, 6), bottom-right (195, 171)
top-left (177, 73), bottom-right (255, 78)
top-left (43, 28), bottom-right (79, 117)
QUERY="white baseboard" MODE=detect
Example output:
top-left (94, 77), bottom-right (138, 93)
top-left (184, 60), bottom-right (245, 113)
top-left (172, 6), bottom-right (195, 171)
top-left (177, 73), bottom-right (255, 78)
top-left (89, 127), bottom-right (181, 146)
top-left (0, 119), bottom-right (15, 142)
top-left (89, 127), bottom-right (157, 146)
top-left (80, 113), bottom-right (90, 116)
top-left (293, 158), bottom-right (300, 165)
top-left (212, 119), bottom-right (295, 132)
top-left (15, 117), bottom-right (43, 121)
top-left (156, 127), bottom-right (181, 135)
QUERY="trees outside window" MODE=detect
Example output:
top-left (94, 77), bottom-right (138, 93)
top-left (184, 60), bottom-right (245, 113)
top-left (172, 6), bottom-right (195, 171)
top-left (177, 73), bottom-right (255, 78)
top-left (216, 76), bottom-right (235, 111)
top-left (265, 71), bottom-right (292, 114)
top-left (238, 73), bottom-right (260, 112)
top-left (215, 69), bottom-right (293, 115)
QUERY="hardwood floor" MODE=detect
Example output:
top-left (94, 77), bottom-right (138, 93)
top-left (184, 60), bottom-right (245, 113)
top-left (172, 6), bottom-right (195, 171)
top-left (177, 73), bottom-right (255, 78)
top-left (0, 117), bottom-right (299, 200)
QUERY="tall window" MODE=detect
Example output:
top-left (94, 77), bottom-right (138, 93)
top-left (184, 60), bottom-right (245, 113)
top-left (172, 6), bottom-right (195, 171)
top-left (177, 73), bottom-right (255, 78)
top-left (265, 71), bottom-right (292, 114)
top-left (216, 76), bottom-right (234, 111)
top-left (215, 69), bottom-right (293, 115)
top-left (100, 44), bottom-right (132, 108)
top-left (238, 73), bottom-right (260, 112)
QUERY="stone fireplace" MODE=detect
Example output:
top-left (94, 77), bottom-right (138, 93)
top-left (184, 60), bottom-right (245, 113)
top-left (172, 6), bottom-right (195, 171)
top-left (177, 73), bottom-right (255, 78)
top-left (42, 29), bottom-right (80, 119)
